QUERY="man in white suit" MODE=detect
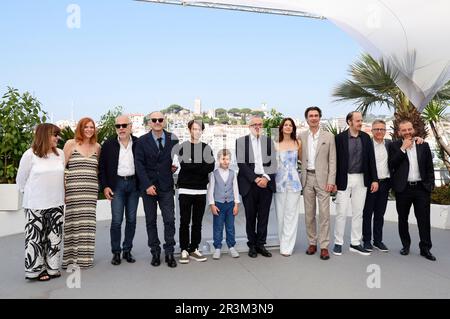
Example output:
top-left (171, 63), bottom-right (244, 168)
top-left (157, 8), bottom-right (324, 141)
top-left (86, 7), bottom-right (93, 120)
top-left (300, 106), bottom-right (337, 260)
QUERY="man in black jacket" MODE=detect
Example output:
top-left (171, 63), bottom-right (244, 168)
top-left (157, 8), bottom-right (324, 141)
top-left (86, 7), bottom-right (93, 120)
top-left (362, 119), bottom-right (392, 253)
top-left (175, 120), bottom-right (215, 264)
top-left (134, 111), bottom-right (179, 268)
top-left (388, 120), bottom-right (436, 261)
top-left (236, 116), bottom-right (277, 258)
top-left (333, 111), bottom-right (378, 256)
top-left (98, 115), bottom-right (140, 266)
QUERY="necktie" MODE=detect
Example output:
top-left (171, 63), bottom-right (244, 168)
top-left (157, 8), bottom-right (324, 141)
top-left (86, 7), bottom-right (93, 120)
top-left (157, 137), bottom-right (164, 152)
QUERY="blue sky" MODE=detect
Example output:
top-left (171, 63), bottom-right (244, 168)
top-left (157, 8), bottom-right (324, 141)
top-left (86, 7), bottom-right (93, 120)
top-left (1, 0), bottom-right (389, 121)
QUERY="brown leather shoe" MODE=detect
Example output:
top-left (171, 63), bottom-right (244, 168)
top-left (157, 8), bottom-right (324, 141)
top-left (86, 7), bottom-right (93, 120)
top-left (306, 245), bottom-right (317, 255)
top-left (320, 249), bottom-right (330, 260)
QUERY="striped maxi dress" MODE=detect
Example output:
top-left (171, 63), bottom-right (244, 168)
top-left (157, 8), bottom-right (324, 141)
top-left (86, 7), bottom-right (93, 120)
top-left (62, 149), bottom-right (98, 269)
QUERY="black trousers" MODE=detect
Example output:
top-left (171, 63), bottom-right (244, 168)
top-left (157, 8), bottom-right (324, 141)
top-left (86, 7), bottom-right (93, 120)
top-left (362, 179), bottom-right (391, 244)
top-left (179, 194), bottom-right (207, 252)
top-left (395, 183), bottom-right (432, 251)
top-left (242, 183), bottom-right (274, 248)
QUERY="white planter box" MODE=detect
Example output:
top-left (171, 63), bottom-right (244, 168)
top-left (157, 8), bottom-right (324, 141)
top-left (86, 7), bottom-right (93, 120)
top-left (0, 184), bottom-right (21, 211)
top-left (370, 200), bottom-right (450, 230)
top-left (96, 198), bottom-right (146, 221)
top-left (431, 204), bottom-right (450, 229)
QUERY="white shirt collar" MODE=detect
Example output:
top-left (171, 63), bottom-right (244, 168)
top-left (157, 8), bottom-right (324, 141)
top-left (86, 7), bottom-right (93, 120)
top-left (308, 128), bottom-right (320, 138)
top-left (118, 136), bottom-right (132, 148)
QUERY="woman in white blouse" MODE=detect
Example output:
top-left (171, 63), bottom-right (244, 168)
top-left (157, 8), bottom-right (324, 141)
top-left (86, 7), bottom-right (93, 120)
top-left (16, 123), bottom-right (65, 281)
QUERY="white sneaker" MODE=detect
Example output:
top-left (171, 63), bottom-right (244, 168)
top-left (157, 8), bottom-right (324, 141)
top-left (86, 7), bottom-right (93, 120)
top-left (213, 248), bottom-right (221, 260)
top-left (189, 249), bottom-right (207, 262)
top-left (229, 247), bottom-right (240, 258)
top-left (179, 250), bottom-right (190, 264)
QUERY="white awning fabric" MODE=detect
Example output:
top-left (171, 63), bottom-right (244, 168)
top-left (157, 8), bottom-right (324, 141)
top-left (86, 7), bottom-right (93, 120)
top-left (186, 0), bottom-right (450, 111)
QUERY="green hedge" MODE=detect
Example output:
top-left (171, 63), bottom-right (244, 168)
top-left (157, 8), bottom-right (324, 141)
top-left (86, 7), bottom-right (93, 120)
top-left (431, 184), bottom-right (450, 205)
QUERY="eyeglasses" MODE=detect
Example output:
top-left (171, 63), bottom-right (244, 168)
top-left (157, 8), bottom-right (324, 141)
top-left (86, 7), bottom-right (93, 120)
top-left (250, 123), bottom-right (263, 128)
top-left (372, 128), bottom-right (386, 132)
top-left (115, 123), bottom-right (130, 129)
top-left (151, 118), bottom-right (164, 123)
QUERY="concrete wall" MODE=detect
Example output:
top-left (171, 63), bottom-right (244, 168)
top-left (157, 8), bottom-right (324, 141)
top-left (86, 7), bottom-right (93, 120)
top-left (1, 195), bottom-right (449, 238)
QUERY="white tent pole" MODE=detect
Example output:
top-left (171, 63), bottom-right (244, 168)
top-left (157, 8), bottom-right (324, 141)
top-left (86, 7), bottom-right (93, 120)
top-left (135, 0), bottom-right (325, 19)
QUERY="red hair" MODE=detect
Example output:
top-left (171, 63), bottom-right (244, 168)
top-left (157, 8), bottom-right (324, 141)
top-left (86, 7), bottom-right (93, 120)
top-left (75, 117), bottom-right (97, 144)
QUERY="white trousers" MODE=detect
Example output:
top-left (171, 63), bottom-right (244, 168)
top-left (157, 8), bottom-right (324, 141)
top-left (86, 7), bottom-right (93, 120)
top-left (334, 174), bottom-right (367, 246)
top-left (274, 192), bottom-right (300, 255)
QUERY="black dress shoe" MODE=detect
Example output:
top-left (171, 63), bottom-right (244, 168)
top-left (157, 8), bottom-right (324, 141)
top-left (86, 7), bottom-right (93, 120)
top-left (420, 250), bottom-right (436, 261)
top-left (123, 251), bottom-right (136, 263)
top-left (111, 253), bottom-right (121, 265)
top-left (165, 254), bottom-right (177, 268)
top-left (400, 247), bottom-right (410, 255)
top-left (256, 246), bottom-right (272, 257)
top-left (248, 247), bottom-right (257, 258)
top-left (151, 254), bottom-right (161, 267)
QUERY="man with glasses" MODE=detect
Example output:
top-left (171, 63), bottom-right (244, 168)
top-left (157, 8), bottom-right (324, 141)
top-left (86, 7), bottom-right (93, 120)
top-left (135, 111), bottom-right (179, 268)
top-left (236, 116), bottom-right (277, 258)
top-left (99, 115), bottom-right (140, 265)
top-left (363, 120), bottom-right (425, 253)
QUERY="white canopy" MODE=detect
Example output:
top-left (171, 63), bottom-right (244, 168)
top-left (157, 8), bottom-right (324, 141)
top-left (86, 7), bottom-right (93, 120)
top-left (181, 0), bottom-right (450, 111)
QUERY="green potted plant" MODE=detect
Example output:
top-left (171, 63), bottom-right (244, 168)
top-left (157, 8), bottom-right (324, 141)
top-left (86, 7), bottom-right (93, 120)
top-left (0, 87), bottom-right (47, 210)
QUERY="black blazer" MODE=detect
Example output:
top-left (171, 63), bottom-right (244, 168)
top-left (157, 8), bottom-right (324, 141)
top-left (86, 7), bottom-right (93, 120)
top-left (335, 129), bottom-right (378, 191)
top-left (236, 134), bottom-right (277, 197)
top-left (134, 130), bottom-right (179, 193)
top-left (388, 140), bottom-right (434, 193)
top-left (98, 135), bottom-right (139, 192)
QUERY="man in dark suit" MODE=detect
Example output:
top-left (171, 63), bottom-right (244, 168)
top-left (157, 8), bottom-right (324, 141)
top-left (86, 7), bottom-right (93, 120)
top-left (99, 115), bottom-right (140, 266)
top-left (333, 111), bottom-right (378, 256)
top-left (388, 120), bottom-right (436, 261)
top-left (362, 119), bottom-right (392, 253)
top-left (236, 116), bottom-right (277, 258)
top-left (135, 111), bottom-right (179, 268)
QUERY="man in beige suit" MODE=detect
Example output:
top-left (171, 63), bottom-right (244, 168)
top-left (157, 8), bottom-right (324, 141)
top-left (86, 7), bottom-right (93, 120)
top-left (300, 106), bottom-right (336, 260)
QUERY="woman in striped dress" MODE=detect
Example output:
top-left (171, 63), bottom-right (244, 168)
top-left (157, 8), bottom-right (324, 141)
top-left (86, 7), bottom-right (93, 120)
top-left (62, 117), bottom-right (101, 269)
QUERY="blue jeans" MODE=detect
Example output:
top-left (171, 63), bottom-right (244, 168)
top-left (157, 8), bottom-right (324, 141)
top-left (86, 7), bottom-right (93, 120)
top-left (213, 201), bottom-right (236, 249)
top-left (110, 178), bottom-right (140, 254)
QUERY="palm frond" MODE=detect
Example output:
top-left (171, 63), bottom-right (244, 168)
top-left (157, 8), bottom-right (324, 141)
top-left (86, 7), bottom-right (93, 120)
top-left (333, 53), bottom-right (398, 114)
top-left (422, 100), bottom-right (448, 123)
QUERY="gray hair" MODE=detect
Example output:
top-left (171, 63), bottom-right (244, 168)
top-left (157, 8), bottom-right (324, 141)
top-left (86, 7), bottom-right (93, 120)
top-left (372, 119), bottom-right (386, 126)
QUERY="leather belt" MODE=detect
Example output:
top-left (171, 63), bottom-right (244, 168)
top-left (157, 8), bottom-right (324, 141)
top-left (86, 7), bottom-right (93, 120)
top-left (118, 175), bottom-right (135, 180)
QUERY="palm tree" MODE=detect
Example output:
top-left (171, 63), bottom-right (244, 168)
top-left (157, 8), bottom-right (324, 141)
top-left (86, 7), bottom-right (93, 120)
top-left (333, 53), bottom-right (450, 139)
top-left (324, 121), bottom-right (341, 136)
top-left (334, 53), bottom-right (450, 173)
